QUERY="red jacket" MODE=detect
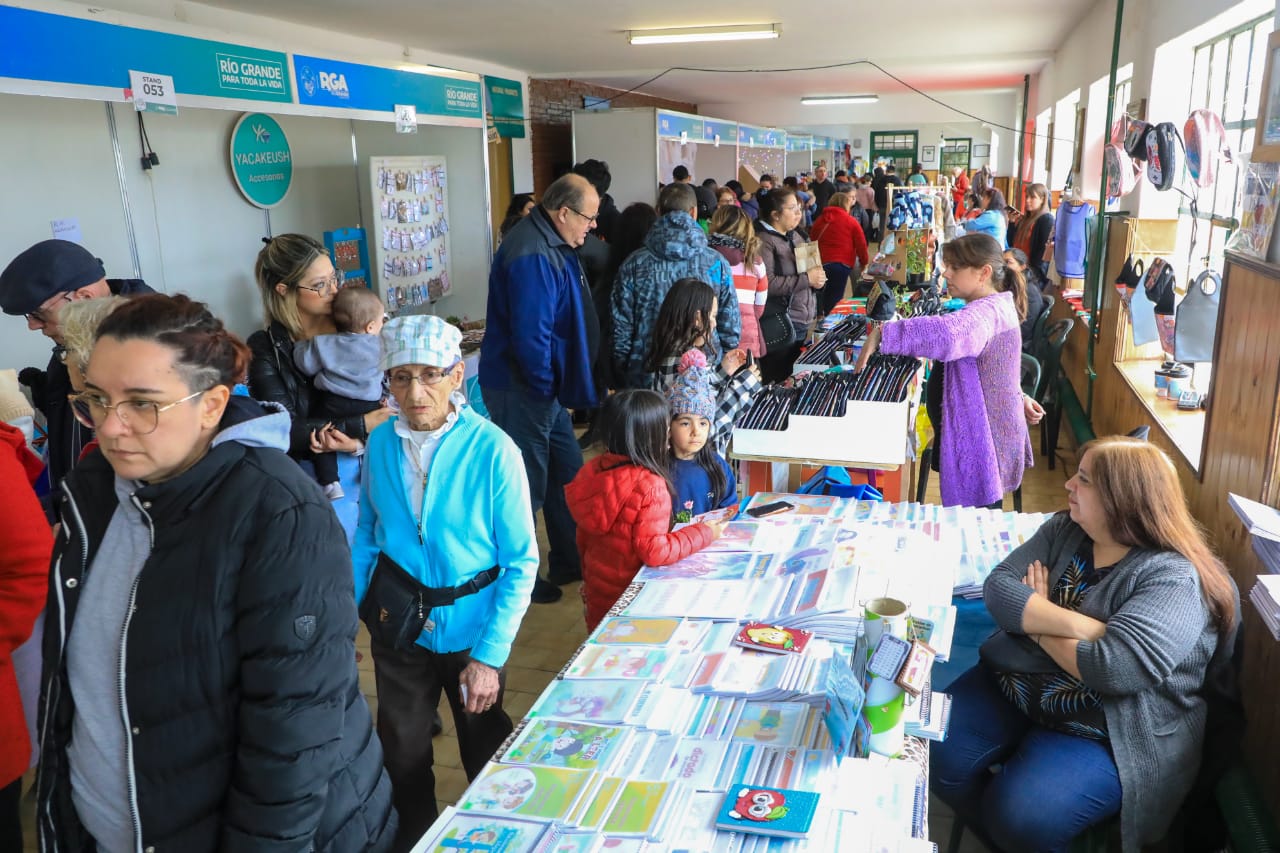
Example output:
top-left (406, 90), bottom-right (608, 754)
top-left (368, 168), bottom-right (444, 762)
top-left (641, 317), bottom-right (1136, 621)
top-left (810, 206), bottom-right (870, 269)
top-left (0, 422), bottom-right (52, 787)
top-left (565, 453), bottom-right (714, 630)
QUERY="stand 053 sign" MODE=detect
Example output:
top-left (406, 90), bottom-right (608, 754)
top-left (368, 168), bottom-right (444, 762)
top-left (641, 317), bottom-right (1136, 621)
top-left (229, 113), bottom-right (292, 209)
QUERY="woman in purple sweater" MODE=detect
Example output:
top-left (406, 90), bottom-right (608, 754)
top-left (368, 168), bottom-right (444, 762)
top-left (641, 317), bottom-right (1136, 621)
top-left (860, 233), bottom-right (1033, 507)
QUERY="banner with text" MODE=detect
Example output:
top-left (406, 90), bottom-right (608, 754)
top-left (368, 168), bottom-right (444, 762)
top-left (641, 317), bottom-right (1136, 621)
top-left (293, 54), bottom-right (482, 119)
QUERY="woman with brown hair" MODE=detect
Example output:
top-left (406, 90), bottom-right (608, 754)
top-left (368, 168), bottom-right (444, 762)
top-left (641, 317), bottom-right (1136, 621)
top-left (933, 437), bottom-right (1239, 853)
top-left (859, 233), bottom-right (1030, 507)
top-left (247, 235), bottom-right (394, 532)
top-left (754, 187), bottom-right (826, 381)
top-left (1008, 182), bottom-right (1055, 281)
top-left (708, 204), bottom-right (768, 356)
top-left (42, 293), bottom-right (395, 851)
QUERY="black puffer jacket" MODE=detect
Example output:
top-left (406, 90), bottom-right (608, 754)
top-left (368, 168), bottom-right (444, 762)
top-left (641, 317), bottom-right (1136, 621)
top-left (246, 321), bottom-right (369, 459)
top-left (37, 398), bottom-right (395, 852)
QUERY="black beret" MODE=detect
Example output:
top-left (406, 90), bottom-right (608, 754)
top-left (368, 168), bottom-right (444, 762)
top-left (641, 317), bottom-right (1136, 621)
top-left (0, 240), bottom-right (107, 316)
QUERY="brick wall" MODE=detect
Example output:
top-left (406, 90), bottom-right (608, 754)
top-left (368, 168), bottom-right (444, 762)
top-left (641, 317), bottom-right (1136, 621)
top-left (528, 78), bottom-right (697, 196)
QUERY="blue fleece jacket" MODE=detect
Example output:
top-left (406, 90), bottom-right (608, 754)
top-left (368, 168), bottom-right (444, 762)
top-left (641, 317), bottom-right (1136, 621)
top-left (962, 210), bottom-right (1009, 249)
top-left (612, 211), bottom-right (740, 390)
top-left (479, 208), bottom-right (598, 410)
top-left (351, 406), bottom-right (538, 668)
top-left (671, 455), bottom-right (738, 516)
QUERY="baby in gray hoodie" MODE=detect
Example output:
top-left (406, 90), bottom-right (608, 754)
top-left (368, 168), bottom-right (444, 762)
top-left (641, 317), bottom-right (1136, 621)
top-left (293, 286), bottom-right (385, 499)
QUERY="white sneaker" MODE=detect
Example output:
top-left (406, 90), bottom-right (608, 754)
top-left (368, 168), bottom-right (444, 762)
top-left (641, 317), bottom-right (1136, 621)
top-left (323, 482), bottom-right (345, 501)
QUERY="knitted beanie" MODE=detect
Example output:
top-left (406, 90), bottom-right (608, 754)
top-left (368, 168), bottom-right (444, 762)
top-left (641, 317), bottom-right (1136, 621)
top-left (667, 349), bottom-right (716, 420)
top-left (0, 368), bottom-right (34, 424)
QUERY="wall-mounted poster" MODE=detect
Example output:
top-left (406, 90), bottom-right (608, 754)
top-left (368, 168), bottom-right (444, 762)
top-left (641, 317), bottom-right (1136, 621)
top-left (370, 155), bottom-right (453, 315)
top-left (921, 145), bottom-right (936, 163)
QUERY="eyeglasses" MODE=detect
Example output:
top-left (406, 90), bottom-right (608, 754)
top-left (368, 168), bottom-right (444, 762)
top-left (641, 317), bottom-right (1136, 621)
top-left (567, 207), bottom-right (599, 225)
top-left (25, 292), bottom-right (73, 324)
top-left (387, 364), bottom-right (460, 389)
top-left (781, 204), bottom-right (801, 212)
top-left (68, 389), bottom-right (207, 435)
top-left (296, 270), bottom-right (345, 294)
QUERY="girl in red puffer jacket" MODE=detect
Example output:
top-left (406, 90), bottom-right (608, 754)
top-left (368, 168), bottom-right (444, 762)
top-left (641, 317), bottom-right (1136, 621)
top-left (566, 390), bottom-right (725, 629)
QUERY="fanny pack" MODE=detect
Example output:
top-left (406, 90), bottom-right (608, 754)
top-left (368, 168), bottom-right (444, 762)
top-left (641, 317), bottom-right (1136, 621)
top-left (359, 552), bottom-right (501, 650)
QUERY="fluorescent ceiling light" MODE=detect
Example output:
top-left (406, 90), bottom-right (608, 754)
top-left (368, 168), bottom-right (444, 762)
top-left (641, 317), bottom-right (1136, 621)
top-left (801, 95), bottom-right (880, 105)
top-left (628, 24), bottom-right (780, 45)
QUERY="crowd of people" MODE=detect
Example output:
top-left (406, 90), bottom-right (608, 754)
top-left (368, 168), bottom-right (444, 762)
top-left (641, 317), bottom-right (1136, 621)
top-left (0, 155), bottom-right (1239, 853)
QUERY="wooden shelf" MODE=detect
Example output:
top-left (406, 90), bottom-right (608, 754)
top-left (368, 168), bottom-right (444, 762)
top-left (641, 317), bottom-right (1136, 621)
top-left (1111, 360), bottom-right (1206, 471)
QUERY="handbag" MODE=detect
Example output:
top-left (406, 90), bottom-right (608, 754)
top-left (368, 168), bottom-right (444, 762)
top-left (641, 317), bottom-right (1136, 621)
top-left (978, 629), bottom-right (1063, 675)
top-left (1129, 261), bottom-right (1160, 347)
top-left (759, 293), bottom-right (797, 350)
top-left (359, 552), bottom-right (501, 651)
top-left (1174, 269), bottom-right (1223, 363)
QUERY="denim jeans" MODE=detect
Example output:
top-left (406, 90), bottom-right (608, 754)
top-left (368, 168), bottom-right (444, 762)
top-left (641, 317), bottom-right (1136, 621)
top-left (482, 387), bottom-right (583, 580)
top-left (930, 665), bottom-right (1122, 853)
top-left (819, 262), bottom-right (852, 316)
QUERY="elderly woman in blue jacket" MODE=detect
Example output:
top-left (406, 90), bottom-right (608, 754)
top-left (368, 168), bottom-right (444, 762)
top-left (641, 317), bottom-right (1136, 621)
top-left (352, 315), bottom-right (538, 849)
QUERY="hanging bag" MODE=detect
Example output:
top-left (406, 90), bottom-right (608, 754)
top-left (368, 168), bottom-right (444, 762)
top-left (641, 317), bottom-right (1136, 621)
top-left (1124, 118), bottom-right (1154, 160)
top-left (1184, 109), bottom-right (1233, 189)
top-left (1174, 269), bottom-right (1223, 363)
top-left (1144, 123), bottom-right (1182, 192)
top-left (1129, 260), bottom-right (1160, 347)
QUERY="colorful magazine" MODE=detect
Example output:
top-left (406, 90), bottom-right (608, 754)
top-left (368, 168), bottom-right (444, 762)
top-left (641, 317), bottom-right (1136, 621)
top-left (565, 645), bottom-right (671, 681)
top-left (500, 719), bottom-right (632, 771)
top-left (459, 765), bottom-right (594, 821)
top-left (413, 807), bottom-right (549, 852)
top-left (526, 679), bottom-right (647, 724)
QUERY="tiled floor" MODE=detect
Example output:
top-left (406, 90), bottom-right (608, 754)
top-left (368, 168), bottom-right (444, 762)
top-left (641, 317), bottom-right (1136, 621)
top-left (20, 427), bottom-right (1076, 852)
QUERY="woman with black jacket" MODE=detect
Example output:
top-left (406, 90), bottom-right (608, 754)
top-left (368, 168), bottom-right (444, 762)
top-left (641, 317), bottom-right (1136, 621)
top-left (40, 293), bottom-right (395, 852)
top-left (755, 188), bottom-right (826, 382)
top-left (247, 234), bottom-right (394, 462)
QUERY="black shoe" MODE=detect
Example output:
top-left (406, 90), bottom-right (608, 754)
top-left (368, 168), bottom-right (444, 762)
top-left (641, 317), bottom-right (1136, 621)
top-left (431, 708), bottom-right (443, 738)
top-left (577, 428), bottom-right (596, 450)
top-left (530, 577), bottom-right (563, 604)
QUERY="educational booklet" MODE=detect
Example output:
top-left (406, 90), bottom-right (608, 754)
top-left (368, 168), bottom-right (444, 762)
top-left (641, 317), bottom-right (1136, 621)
top-left (601, 779), bottom-right (679, 836)
top-left (714, 783), bottom-right (821, 838)
top-left (410, 807), bottom-right (549, 853)
top-left (458, 764), bottom-right (594, 822)
top-left (590, 616), bottom-right (711, 650)
top-left (731, 702), bottom-right (812, 747)
top-left (732, 622), bottom-right (814, 655)
top-left (745, 491), bottom-right (843, 518)
top-left (499, 719), bottom-right (633, 772)
top-left (635, 550), bottom-right (774, 581)
top-left (526, 679), bottom-right (647, 725)
top-left (823, 651), bottom-right (867, 760)
top-left (564, 644), bottom-right (671, 681)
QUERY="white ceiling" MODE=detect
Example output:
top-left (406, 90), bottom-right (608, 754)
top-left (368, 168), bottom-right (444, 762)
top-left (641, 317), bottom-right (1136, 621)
top-left (192, 0), bottom-right (1095, 105)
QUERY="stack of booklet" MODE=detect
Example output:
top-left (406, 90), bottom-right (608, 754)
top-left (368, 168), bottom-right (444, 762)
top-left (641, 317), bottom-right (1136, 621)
top-left (1229, 492), bottom-right (1280, 574)
top-left (1249, 576), bottom-right (1280, 641)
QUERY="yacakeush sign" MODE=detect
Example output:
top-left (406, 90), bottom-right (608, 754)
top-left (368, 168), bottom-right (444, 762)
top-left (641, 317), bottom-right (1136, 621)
top-left (229, 113), bottom-right (293, 208)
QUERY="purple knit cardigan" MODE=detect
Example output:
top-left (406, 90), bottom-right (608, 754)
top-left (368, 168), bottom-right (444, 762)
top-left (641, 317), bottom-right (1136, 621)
top-left (880, 291), bottom-right (1033, 507)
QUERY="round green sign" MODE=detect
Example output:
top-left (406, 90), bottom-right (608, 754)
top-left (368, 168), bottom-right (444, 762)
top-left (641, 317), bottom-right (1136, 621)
top-left (229, 112), bottom-right (292, 208)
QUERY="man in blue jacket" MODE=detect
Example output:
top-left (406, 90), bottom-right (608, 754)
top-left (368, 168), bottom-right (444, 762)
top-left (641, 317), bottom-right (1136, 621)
top-left (480, 173), bottom-right (600, 604)
top-left (611, 183), bottom-right (740, 390)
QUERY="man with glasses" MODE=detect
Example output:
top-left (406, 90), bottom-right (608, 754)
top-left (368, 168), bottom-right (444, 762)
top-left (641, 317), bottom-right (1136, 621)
top-left (612, 181), bottom-right (741, 390)
top-left (0, 240), bottom-right (151, 493)
top-left (480, 173), bottom-right (600, 604)
top-left (356, 314), bottom-right (537, 847)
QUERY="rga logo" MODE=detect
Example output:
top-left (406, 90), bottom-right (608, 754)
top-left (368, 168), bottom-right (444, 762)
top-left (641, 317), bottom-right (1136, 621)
top-left (319, 71), bottom-right (350, 99)
top-left (299, 66), bottom-right (317, 98)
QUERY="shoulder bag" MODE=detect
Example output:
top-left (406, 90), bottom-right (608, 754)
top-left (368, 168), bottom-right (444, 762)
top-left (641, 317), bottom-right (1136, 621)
top-left (359, 552), bottom-right (501, 651)
top-left (1174, 269), bottom-right (1223, 363)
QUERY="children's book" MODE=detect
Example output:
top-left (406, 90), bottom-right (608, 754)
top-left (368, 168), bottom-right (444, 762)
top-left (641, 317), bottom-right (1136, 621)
top-left (601, 779), bottom-right (678, 836)
top-left (636, 550), bottom-right (774, 581)
top-left (591, 616), bottom-right (711, 651)
top-left (745, 491), bottom-right (843, 518)
top-left (732, 622), bottom-right (814, 655)
top-left (730, 702), bottom-right (811, 747)
top-left (714, 783), bottom-right (821, 838)
top-left (499, 719), bottom-right (632, 771)
top-left (565, 645), bottom-right (671, 681)
top-left (823, 651), bottom-right (867, 760)
top-left (526, 679), bottom-right (646, 724)
top-left (410, 807), bottom-right (549, 853)
top-left (458, 765), bottom-right (594, 822)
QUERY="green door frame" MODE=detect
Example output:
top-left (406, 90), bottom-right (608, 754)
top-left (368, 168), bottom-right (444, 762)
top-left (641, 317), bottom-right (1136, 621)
top-left (869, 129), bottom-right (919, 174)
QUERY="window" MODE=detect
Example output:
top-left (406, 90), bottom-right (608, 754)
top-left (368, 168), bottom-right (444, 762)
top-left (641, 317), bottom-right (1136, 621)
top-left (870, 130), bottom-right (919, 174)
top-left (940, 138), bottom-right (971, 174)
top-left (1175, 13), bottom-right (1274, 276)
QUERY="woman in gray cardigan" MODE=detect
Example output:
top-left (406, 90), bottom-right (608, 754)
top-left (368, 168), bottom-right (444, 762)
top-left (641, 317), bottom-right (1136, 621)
top-left (932, 437), bottom-right (1238, 852)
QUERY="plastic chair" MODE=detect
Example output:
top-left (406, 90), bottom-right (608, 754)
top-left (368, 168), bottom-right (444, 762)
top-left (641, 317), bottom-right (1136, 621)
top-left (1029, 295), bottom-right (1055, 360)
top-left (1036, 318), bottom-right (1075, 469)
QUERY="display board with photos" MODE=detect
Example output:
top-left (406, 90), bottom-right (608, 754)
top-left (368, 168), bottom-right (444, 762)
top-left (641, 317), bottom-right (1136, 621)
top-left (369, 155), bottom-right (453, 315)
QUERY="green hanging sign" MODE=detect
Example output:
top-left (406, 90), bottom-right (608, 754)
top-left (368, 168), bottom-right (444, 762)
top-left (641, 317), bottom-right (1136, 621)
top-left (229, 113), bottom-right (292, 208)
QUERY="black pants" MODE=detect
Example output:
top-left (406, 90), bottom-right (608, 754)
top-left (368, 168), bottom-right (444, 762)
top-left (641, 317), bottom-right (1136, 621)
top-left (760, 318), bottom-right (806, 383)
top-left (370, 640), bottom-right (512, 852)
top-left (313, 391), bottom-right (381, 485)
top-left (0, 777), bottom-right (20, 853)
top-left (819, 262), bottom-right (852, 316)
